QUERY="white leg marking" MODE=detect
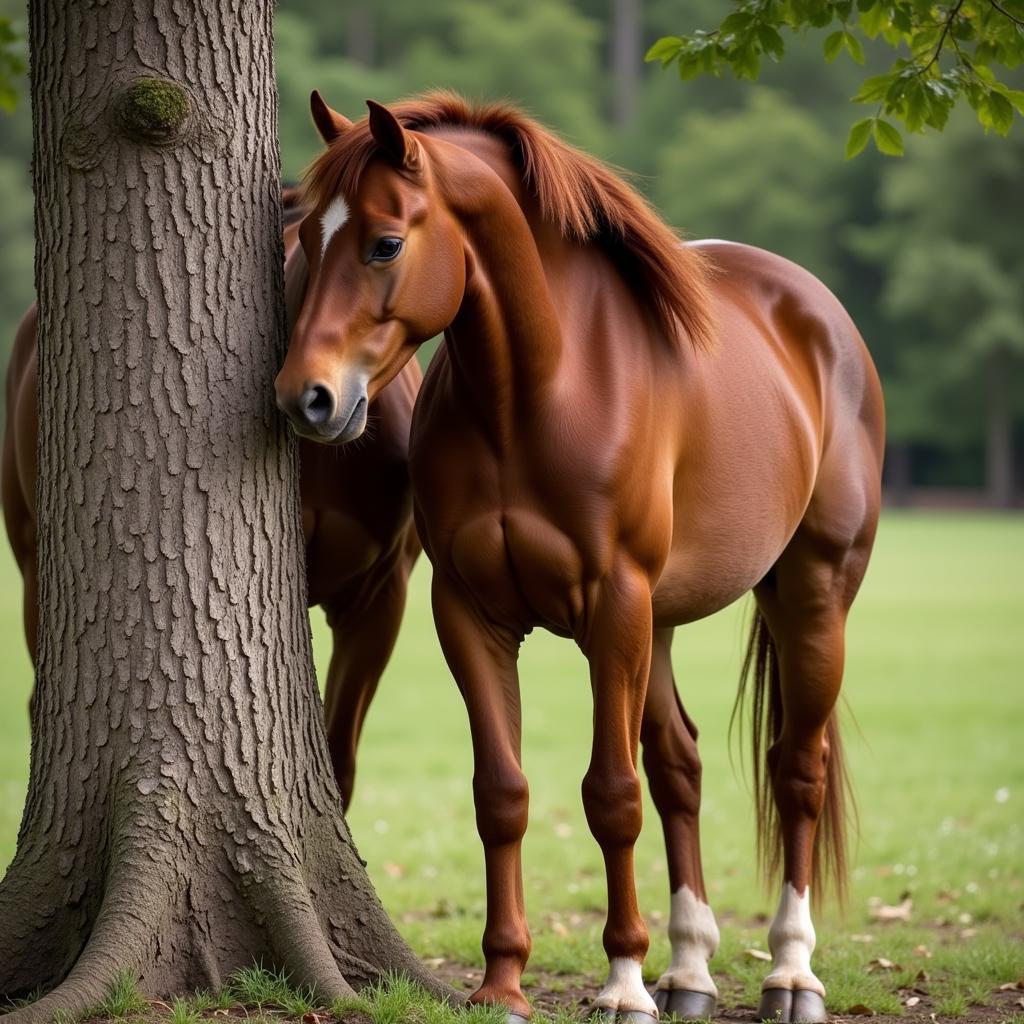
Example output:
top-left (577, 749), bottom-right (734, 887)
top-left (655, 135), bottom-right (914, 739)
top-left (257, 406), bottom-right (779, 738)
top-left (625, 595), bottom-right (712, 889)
top-left (656, 885), bottom-right (719, 995)
top-left (595, 957), bottom-right (659, 1015)
top-left (320, 195), bottom-right (350, 258)
top-left (762, 883), bottom-right (825, 995)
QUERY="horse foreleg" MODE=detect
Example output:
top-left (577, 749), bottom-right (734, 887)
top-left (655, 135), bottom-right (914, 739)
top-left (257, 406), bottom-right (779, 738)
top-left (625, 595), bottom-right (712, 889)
top-left (322, 558), bottom-right (411, 809)
top-left (641, 628), bottom-right (719, 1020)
top-left (581, 562), bottom-right (657, 1021)
top-left (432, 574), bottom-right (531, 1020)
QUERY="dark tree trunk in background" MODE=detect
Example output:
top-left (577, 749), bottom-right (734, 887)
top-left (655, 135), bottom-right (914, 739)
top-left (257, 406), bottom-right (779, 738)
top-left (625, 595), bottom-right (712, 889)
top-left (884, 442), bottom-right (913, 506)
top-left (611, 0), bottom-right (641, 128)
top-left (0, 4), bottom-right (443, 1019)
top-left (347, 4), bottom-right (376, 67)
top-left (986, 349), bottom-right (1015, 508)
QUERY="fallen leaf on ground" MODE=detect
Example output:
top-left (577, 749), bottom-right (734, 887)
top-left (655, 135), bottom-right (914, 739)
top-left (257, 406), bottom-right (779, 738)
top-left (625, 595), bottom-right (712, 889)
top-left (302, 1013), bottom-right (321, 1024)
top-left (868, 957), bottom-right (902, 972)
top-left (744, 948), bottom-right (772, 961)
top-left (914, 944), bottom-right (932, 958)
top-left (998, 980), bottom-right (1024, 991)
top-left (850, 933), bottom-right (874, 943)
top-left (916, 970), bottom-right (930, 983)
top-left (905, 996), bottom-right (921, 1008)
top-left (845, 1003), bottom-right (875, 1016)
top-left (868, 894), bottom-right (912, 922)
top-left (959, 927), bottom-right (977, 940)
top-left (551, 920), bottom-right (569, 937)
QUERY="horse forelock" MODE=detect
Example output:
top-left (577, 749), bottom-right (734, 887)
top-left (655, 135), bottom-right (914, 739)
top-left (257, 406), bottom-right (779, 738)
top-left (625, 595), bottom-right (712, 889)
top-left (301, 91), bottom-right (715, 351)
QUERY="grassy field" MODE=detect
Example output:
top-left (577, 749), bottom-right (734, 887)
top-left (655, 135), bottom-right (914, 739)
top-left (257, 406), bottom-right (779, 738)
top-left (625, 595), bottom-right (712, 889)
top-left (1, 512), bottom-right (1022, 1020)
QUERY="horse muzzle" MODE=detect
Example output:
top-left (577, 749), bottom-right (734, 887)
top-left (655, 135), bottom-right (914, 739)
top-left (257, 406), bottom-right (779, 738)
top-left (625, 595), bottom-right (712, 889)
top-left (276, 376), bottom-right (369, 444)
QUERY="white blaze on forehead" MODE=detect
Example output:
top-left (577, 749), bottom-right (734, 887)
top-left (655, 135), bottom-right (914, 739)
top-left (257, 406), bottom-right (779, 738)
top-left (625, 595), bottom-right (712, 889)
top-left (320, 196), bottom-right (350, 258)
top-left (656, 885), bottom-right (720, 996)
top-left (762, 883), bottom-right (825, 996)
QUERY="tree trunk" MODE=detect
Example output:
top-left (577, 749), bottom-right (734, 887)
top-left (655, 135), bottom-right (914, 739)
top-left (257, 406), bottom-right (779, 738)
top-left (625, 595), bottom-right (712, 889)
top-left (884, 441), bottom-right (913, 507)
top-left (986, 349), bottom-right (1015, 509)
top-left (347, 4), bottom-right (376, 67)
top-left (0, 4), bottom-right (444, 1018)
top-left (611, 0), bottom-right (642, 129)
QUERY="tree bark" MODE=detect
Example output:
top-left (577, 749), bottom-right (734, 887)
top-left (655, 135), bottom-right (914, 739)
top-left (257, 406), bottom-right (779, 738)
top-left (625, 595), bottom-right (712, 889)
top-left (986, 348), bottom-right (1015, 509)
top-left (0, 4), bottom-right (445, 1018)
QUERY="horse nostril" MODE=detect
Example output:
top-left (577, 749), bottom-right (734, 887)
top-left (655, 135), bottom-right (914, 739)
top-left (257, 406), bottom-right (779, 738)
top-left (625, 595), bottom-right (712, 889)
top-left (300, 385), bottom-right (334, 426)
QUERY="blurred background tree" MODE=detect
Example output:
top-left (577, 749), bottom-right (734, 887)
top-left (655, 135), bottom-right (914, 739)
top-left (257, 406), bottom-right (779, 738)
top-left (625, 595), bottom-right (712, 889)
top-left (0, 0), bottom-right (1019, 505)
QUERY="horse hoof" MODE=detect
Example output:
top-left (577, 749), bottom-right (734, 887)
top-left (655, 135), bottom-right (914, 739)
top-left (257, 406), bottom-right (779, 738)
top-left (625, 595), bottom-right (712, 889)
top-left (506, 1015), bottom-right (531, 1024)
top-left (791, 991), bottom-right (827, 1023)
top-left (653, 989), bottom-right (717, 1020)
top-left (757, 990), bottom-right (827, 1023)
top-left (592, 1011), bottom-right (659, 1024)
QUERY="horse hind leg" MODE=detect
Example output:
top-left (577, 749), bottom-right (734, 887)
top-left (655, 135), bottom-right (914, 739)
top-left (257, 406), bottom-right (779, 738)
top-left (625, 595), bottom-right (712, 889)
top-left (641, 628), bottom-right (719, 1020)
top-left (322, 550), bottom-right (413, 809)
top-left (750, 511), bottom-right (875, 1024)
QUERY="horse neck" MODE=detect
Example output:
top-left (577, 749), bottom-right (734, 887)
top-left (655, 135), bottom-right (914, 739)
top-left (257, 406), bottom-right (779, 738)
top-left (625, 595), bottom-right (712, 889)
top-left (437, 139), bottom-right (570, 449)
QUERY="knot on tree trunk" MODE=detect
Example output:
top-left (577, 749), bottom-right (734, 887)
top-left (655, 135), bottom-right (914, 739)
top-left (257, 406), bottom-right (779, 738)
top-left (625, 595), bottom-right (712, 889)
top-left (115, 77), bottom-right (191, 145)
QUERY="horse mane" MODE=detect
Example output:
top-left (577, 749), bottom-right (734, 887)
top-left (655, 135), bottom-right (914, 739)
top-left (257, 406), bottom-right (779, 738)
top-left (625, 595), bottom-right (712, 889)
top-left (302, 91), bottom-right (715, 350)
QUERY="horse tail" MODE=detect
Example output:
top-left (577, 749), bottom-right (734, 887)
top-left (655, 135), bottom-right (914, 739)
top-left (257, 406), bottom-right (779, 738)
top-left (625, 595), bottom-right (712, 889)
top-left (731, 606), bottom-right (851, 907)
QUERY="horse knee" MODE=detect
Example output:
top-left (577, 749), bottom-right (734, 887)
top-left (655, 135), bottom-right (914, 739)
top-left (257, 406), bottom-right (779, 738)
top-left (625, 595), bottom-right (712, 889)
top-left (582, 767), bottom-right (643, 848)
top-left (474, 767), bottom-right (529, 847)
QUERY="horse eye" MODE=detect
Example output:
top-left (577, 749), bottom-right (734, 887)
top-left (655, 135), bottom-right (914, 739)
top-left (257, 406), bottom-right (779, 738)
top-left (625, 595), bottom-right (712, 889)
top-left (371, 237), bottom-right (403, 261)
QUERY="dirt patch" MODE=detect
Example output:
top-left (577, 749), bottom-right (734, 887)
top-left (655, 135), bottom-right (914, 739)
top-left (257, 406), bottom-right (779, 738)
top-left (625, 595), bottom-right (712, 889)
top-left (434, 962), bottom-right (1024, 1023)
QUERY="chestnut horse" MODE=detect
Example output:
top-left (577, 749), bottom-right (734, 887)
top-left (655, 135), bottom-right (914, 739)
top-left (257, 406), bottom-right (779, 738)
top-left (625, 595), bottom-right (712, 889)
top-left (276, 92), bottom-right (885, 1023)
top-left (1, 190), bottom-right (420, 810)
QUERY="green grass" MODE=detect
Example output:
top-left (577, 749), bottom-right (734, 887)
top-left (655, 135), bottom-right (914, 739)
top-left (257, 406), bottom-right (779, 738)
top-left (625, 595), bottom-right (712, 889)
top-left (225, 965), bottom-right (317, 1015)
top-left (85, 971), bottom-right (150, 1019)
top-left (1, 512), bottom-right (1022, 1018)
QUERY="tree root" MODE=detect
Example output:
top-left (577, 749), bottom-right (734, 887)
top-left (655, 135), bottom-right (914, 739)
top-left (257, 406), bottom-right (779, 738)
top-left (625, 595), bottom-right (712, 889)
top-left (0, 864), bottom-right (172, 1024)
top-left (258, 883), bottom-right (356, 1001)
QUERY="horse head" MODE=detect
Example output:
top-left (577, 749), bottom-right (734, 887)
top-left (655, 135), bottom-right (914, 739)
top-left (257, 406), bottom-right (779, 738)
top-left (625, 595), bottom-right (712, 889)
top-left (275, 93), bottom-right (464, 443)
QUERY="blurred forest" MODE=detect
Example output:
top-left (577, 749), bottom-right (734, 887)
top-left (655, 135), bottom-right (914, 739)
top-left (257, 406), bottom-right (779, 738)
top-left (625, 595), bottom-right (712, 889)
top-left (0, 0), bottom-right (1020, 504)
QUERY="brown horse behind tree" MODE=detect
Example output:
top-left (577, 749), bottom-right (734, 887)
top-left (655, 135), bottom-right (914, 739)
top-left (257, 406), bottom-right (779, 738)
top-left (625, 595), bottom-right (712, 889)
top-left (2, 192), bottom-right (421, 810)
top-left (276, 91), bottom-right (884, 1024)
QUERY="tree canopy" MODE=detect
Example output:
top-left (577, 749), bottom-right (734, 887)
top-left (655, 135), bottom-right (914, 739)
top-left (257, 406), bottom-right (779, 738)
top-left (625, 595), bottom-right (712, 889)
top-left (648, 0), bottom-right (1024, 157)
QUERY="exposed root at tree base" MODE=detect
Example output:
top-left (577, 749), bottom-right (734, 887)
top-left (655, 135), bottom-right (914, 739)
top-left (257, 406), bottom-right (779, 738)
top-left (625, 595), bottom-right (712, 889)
top-left (0, 847), bottom-right (454, 1021)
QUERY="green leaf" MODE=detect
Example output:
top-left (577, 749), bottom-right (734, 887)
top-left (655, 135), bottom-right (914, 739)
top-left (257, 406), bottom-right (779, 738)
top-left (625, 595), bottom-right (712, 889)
top-left (824, 31), bottom-right (844, 61)
top-left (757, 24), bottom-right (786, 62)
top-left (720, 12), bottom-right (754, 37)
top-left (860, 3), bottom-right (888, 37)
top-left (985, 91), bottom-right (1014, 134)
top-left (645, 36), bottom-right (683, 64)
top-left (853, 72), bottom-right (894, 103)
top-left (1001, 88), bottom-right (1024, 116)
top-left (730, 42), bottom-right (761, 79)
top-left (873, 118), bottom-right (904, 156)
top-left (844, 30), bottom-right (866, 64)
top-left (904, 79), bottom-right (928, 132)
top-left (846, 117), bottom-right (874, 158)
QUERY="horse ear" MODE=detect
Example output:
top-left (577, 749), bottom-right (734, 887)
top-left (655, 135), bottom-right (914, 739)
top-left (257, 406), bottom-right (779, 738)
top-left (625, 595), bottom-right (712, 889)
top-left (366, 99), bottom-right (420, 171)
top-left (310, 90), bottom-right (352, 145)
